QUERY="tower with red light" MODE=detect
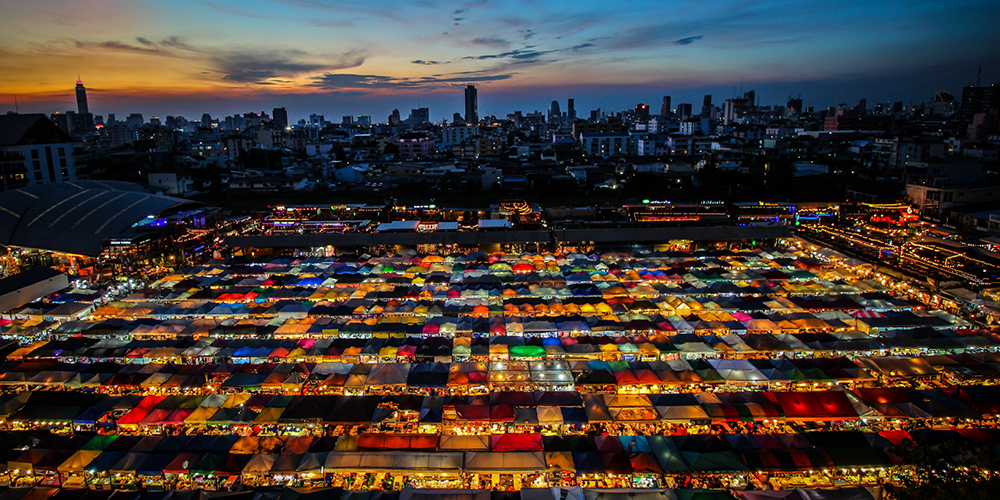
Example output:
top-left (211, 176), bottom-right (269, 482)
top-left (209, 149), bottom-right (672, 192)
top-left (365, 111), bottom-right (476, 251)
top-left (75, 79), bottom-right (89, 115)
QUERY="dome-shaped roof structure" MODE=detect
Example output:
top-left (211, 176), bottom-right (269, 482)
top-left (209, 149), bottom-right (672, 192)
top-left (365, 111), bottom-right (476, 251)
top-left (0, 181), bottom-right (202, 256)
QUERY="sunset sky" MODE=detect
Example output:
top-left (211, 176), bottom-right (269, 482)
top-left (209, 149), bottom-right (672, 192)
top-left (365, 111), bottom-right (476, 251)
top-left (1, 0), bottom-right (998, 122)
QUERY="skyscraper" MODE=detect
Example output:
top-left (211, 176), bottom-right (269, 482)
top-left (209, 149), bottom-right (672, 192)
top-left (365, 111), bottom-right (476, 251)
top-left (960, 84), bottom-right (1000, 120)
top-left (409, 107), bottom-right (429, 124)
top-left (72, 80), bottom-right (94, 133)
top-left (660, 96), bottom-right (671, 117)
top-left (272, 107), bottom-right (288, 128)
top-left (635, 103), bottom-right (650, 121)
top-left (465, 85), bottom-right (478, 125)
top-left (549, 100), bottom-right (561, 123)
top-left (701, 95), bottom-right (712, 117)
top-left (75, 80), bottom-right (89, 115)
top-left (567, 99), bottom-right (576, 121)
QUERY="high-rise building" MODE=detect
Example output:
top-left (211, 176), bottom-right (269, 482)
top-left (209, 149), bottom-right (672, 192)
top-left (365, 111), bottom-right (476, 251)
top-left (660, 96), bottom-right (671, 118)
top-left (961, 84), bottom-right (1000, 121)
top-left (635, 103), bottom-right (650, 121)
top-left (567, 99), bottom-right (576, 121)
top-left (75, 81), bottom-right (89, 115)
top-left (342, 116), bottom-right (354, 127)
top-left (465, 85), bottom-right (478, 125)
top-left (701, 95), bottom-right (712, 117)
top-left (676, 103), bottom-right (693, 118)
top-left (786, 97), bottom-right (803, 115)
top-left (201, 113), bottom-right (213, 127)
top-left (389, 109), bottom-right (401, 125)
top-left (126, 113), bottom-right (144, 129)
top-left (72, 80), bottom-right (94, 133)
top-left (272, 107), bottom-right (288, 128)
top-left (723, 91), bottom-right (757, 125)
top-left (549, 101), bottom-right (561, 123)
top-left (409, 107), bottom-right (429, 124)
top-left (0, 114), bottom-right (78, 186)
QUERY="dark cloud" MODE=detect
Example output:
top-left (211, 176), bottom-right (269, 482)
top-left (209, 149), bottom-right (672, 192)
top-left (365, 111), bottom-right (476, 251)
top-left (72, 34), bottom-right (364, 85)
top-left (216, 49), bottom-right (366, 83)
top-left (411, 60), bottom-right (442, 65)
top-left (74, 40), bottom-right (166, 55)
top-left (75, 36), bottom-right (202, 57)
top-left (471, 37), bottom-right (510, 48)
top-left (672, 35), bottom-right (703, 45)
top-left (159, 36), bottom-right (199, 52)
top-left (571, 43), bottom-right (594, 51)
top-left (464, 47), bottom-right (555, 62)
top-left (308, 71), bottom-right (513, 90)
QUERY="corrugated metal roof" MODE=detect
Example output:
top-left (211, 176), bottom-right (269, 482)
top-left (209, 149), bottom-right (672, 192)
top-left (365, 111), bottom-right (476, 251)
top-left (0, 181), bottom-right (199, 256)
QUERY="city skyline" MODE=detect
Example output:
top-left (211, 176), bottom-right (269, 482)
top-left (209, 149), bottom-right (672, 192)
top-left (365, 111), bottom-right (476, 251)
top-left (1, 0), bottom-right (999, 120)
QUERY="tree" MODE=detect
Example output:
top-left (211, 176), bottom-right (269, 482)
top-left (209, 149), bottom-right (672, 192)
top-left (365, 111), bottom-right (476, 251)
top-left (888, 438), bottom-right (1000, 500)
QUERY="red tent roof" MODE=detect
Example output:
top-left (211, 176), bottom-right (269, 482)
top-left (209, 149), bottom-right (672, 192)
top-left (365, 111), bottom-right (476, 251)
top-left (490, 433), bottom-right (543, 452)
top-left (771, 391), bottom-right (858, 421)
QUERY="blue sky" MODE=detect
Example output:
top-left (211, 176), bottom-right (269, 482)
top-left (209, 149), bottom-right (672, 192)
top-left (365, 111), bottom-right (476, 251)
top-left (0, 0), bottom-right (997, 121)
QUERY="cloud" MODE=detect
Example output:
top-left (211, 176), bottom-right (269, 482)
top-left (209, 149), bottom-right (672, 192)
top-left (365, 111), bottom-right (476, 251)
top-left (471, 37), bottom-right (510, 48)
top-left (571, 43), bottom-right (594, 51)
top-left (308, 71), bottom-right (513, 91)
top-left (411, 60), bottom-right (442, 65)
top-left (135, 37), bottom-right (155, 46)
top-left (159, 36), bottom-right (200, 52)
top-left (215, 49), bottom-right (366, 83)
top-left (74, 40), bottom-right (167, 55)
top-left (464, 47), bottom-right (555, 62)
top-left (672, 35), bottom-right (703, 45)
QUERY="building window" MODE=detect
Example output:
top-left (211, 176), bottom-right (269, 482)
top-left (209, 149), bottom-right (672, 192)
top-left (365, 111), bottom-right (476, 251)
top-left (33, 161), bottom-right (40, 170)
top-left (30, 149), bottom-right (39, 159)
top-left (58, 147), bottom-right (65, 156)
top-left (34, 172), bottom-right (42, 181)
top-left (60, 158), bottom-right (67, 168)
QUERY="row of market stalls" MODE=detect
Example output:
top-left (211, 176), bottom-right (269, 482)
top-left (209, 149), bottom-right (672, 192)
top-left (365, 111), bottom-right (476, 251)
top-left (89, 293), bottom-right (919, 318)
top-left (10, 328), bottom-right (1000, 367)
top-left (0, 426), bottom-right (970, 490)
top-left (0, 248), bottom-right (982, 495)
top-left (0, 485), bottom-right (878, 500)
top-left (0, 357), bottom-right (874, 393)
top-left (0, 354), bottom-right (972, 396)
top-left (37, 307), bottom-right (957, 336)
top-left (3, 384), bottom-right (998, 432)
